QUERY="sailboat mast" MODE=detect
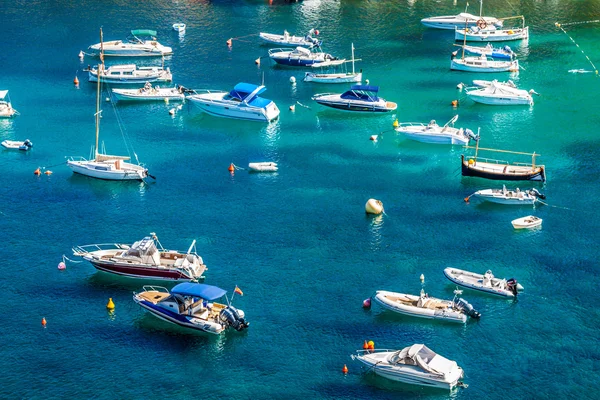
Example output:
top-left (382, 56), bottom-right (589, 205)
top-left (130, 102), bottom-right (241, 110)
top-left (479, 0), bottom-right (483, 17)
top-left (351, 43), bottom-right (355, 74)
top-left (95, 28), bottom-right (104, 160)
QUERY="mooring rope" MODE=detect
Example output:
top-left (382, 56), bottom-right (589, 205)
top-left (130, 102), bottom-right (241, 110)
top-left (536, 199), bottom-right (574, 211)
top-left (554, 22), bottom-right (599, 75)
top-left (295, 101), bottom-right (311, 109)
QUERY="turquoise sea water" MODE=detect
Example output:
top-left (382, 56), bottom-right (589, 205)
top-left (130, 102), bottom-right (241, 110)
top-left (1, 0), bottom-right (600, 398)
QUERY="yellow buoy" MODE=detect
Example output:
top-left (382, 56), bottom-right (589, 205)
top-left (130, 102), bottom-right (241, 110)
top-left (106, 298), bottom-right (115, 310)
top-left (289, 105), bottom-right (295, 111)
top-left (255, 58), bottom-right (261, 65)
top-left (393, 119), bottom-right (399, 128)
top-left (73, 76), bottom-right (79, 85)
top-left (368, 340), bottom-right (375, 350)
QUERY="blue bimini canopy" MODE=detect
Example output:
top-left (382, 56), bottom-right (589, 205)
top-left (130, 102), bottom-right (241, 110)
top-left (350, 84), bottom-right (379, 93)
top-left (171, 283), bottom-right (227, 300)
top-left (229, 83), bottom-right (266, 102)
top-left (341, 85), bottom-right (380, 102)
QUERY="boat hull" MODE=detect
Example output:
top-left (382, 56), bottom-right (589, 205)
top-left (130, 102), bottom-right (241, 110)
top-left (461, 155), bottom-right (546, 182)
top-left (89, 258), bottom-right (194, 280)
top-left (398, 130), bottom-right (469, 145)
top-left (421, 15), bottom-right (501, 30)
top-left (512, 216), bottom-right (542, 229)
top-left (67, 160), bottom-right (147, 181)
top-left (89, 42), bottom-right (173, 57)
top-left (304, 72), bottom-right (362, 83)
top-left (473, 193), bottom-right (536, 205)
top-left (259, 32), bottom-right (319, 47)
top-left (134, 299), bottom-right (224, 334)
top-left (88, 72), bottom-right (172, 84)
top-left (467, 93), bottom-right (532, 105)
top-left (187, 96), bottom-right (280, 122)
top-left (373, 291), bottom-right (466, 323)
top-left (455, 26), bottom-right (529, 42)
top-left (443, 267), bottom-right (520, 297)
top-left (112, 89), bottom-right (185, 101)
top-left (451, 59), bottom-right (518, 73)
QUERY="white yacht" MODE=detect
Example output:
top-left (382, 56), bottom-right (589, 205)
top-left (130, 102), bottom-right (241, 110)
top-left (88, 64), bottom-right (172, 84)
top-left (421, 1), bottom-right (502, 30)
top-left (471, 186), bottom-right (545, 205)
top-left (88, 29), bottom-right (173, 57)
top-left (451, 54), bottom-right (519, 73)
top-left (466, 81), bottom-right (534, 105)
top-left (312, 85), bottom-right (397, 113)
top-left (395, 115), bottom-right (478, 145)
top-left (352, 344), bottom-right (466, 390)
top-left (0, 90), bottom-right (17, 118)
top-left (186, 83), bottom-right (280, 122)
top-left (112, 83), bottom-right (186, 101)
top-left (444, 267), bottom-right (523, 297)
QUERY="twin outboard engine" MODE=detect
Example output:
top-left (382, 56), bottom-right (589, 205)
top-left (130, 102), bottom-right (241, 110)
top-left (506, 278), bottom-right (519, 296)
top-left (455, 298), bottom-right (481, 319)
top-left (219, 306), bottom-right (250, 331)
top-left (528, 188), bottom-right (546, 200)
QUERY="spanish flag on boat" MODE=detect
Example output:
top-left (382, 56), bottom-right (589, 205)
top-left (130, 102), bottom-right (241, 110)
top-left (234, 286), bottom-right (244, 296)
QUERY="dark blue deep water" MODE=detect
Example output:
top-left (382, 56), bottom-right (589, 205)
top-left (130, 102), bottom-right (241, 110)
top-left (1, 0), bottom-right (599, 398)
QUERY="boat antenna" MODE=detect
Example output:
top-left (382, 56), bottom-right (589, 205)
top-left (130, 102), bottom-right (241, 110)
top-left (351, 43), bottom-right (355, 75)
top-left (95, 27), bottom-right (104, 161)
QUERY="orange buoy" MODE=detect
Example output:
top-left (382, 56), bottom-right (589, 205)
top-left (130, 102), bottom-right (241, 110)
top-left (41, 317), bottom-right (47, 327)
top-left (34, 168), bottom-right (41, 175)
top-left (74, 76), bottom-right (79, 85)
top-left (369, 135), bottom-right (377, 141)
top-left (451, 100), bottom-right (459, 107)
top-left (342, 364), bottom-right (348, 374)
top-left (363, 340), bottom-right (369, 350)
top-left (226, 38), bottom-right (232, 46)
top-left (368, 340), bottom-right (375, 350)
top-left (289, 105), bottom-right (295, 111)
top-left (44, 170), bottom-right (52, 175)
top-left (228, 163), bottom-right (235, 172)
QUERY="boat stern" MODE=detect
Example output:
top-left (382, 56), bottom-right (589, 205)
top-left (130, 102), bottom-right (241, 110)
top-left (264, 101), bottom-right (281, 121)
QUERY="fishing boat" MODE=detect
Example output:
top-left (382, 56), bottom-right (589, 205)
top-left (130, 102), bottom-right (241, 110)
top-left (248, 162), bottom-right (278, 172)
top-left (512, 215), bottom-right (542, 229)
top-left (443, 267), bottom-right (523, 298)
top-left (421, 0), bottom-right (501, 30)
top-left (394, 115), bottom-right (478, 145)
top-left (186, 82), bottom-right (280, 122)
top-left (461, 43), bottom-right (515, 59)
top-left (0, 90), bottom-right (17, 118)
top-left (304, 43), bottom-right (362, 83)
top-left (451, 54), bottom-right (519, 72)
top-left (466, 81), bottom-right (535, 105)
top-left (461, 142), bottom-right (546, 182)
top-left (73, 233), bottom-right (207, 281)
top-left (133, 283), bottom-right (249, 334)
top-left (470, 185), bottom-right (545, 205)
top-left (259, 29), bottom-right (321, 47)
top-left (1, 139), bottom-right (33, 151)
top-left (373, 289), bottom-right (480, 323)
top-left (268, 46), bottom-right (338, 67)
top-left (351, 344), bottom-right (466, 390)
top-left (172, 23), bottom-right (186, 33)
top-left (312, 85), bottom-right (397, 113)
top-left (455, 16), bottom-right (529, 42)
top-left (88, 64), bottom-right (172, 84)
top-left (112, 83), bottom-right (186, 101)
top-left (68, 28), bottom-right (150, 181)
top-left (88, 29), bottom-right (173, 57)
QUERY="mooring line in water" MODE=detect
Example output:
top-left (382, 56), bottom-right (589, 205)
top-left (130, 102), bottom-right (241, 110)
top-left (536, 199), bottom-right (574, 211)
top-left (295, 101), bottom-right (311, 109)
top-left (556, 19), bottom-right (600, 27)
top-left (554, 22), bottom-right (599, 76)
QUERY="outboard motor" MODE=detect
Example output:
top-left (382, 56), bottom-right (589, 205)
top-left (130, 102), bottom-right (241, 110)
top-left (503, 45), bottom-right (513, 54)
top-left (465, 129), bottom-right (480, 142)
top-left (528, 188), bottom-right (546, 200)
top-left (506, 278), bottom-right (519, 296)
top-left (455, 298), bottom-right (481, 319)
top-left (24, 139), bottom-right (33, 148)
top-left (219, 306), bottom-right (249, 332)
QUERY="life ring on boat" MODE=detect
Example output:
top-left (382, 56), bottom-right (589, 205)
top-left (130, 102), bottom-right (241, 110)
top-left (477, 19), bottom-right (487, 29)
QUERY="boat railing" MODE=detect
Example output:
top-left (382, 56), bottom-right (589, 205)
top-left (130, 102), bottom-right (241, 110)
top-left (67, 156), bottom-right (88, 162)
top-left (467, 156), bottom-right (539, 169)
top-left (354, 349), bottom-right (396, 355)
top-left (268, 48), bottom-right (289, 55)
top-left (141, 285), bottom-right (170, 293)
top-left (72, 243), bottom-right (131, 256)
top-left (396, 122), bottom-right (428, 128)
top-left (312, 93), bottom-right (338, 99)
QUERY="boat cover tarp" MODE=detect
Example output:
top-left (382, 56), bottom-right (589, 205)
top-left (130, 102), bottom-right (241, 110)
top-left (131, 29), bottom-right (157, 37)
top-left (341, 85), bottom-right (380, 101)
top-left (229, 83), bottom-right (265, 101)
top-left (171, 283), bottom-right (227, 300)
top-left (0, 90), bottom-right (8, 99)
top-left (392, 344), bottom-right (456, 376)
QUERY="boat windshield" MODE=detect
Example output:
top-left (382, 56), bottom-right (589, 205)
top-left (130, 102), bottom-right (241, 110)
top-left (122, 236), bottom-right (160, 264)
top-left (341, 89), bottom-right (378, 102)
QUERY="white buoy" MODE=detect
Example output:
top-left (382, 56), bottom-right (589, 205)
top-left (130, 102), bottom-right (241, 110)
top-left (289, 76), bottom-right (296, 84)
top-left (457, 82), bottom-right (464, 90)
top-left (105, 97), bottom-right (110, 102)
top-left (78, 50), bottom-right (84, 60)
top-left (365, 198), bottom-right (384, 215)
top-left (169, 108), bottom-right (176, 116)
top-left (370, 135), bottom-right (378, 141)
top-left (289, 104), bottom-right (295, 111)
top-left (420, 274), bottom-right (425, 283)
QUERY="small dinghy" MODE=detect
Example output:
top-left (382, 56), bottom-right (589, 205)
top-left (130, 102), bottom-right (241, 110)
top-left (248, 162), bottom-right (278, 172)
top-left (471, 185), bottom-right (544, 205)
top-left (1, 139), bottom-right (33, 151)
top-left (373, 289), bottom-right (480, 323)
top-left (259, 29), bottom-right (320, 47)
top-left (172, 23), bottom-right (186, 33)
top-left (443, 267), bottom-right (523, 298)
top-left (511, 215), bottom-right (542, 229)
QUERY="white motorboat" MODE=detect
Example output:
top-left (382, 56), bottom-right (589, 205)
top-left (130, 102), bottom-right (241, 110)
top-left (394, 115), bottom-right (478, 145)
top-left (88, 29), bottom-right (173, 57)
top-left (68, 28), bottom-right (150, 181)
top-left (451, 54), bottom-right (519, 73)
top-left (248, 162), bottom-right (278, 172)
top-left (443, 267), bottom-right (523, 298)
top-left (268, 46), bottom-right (338, 67)
top-left (259, 29), bottom-right (320, 47)
top-left (172, 23), bottom-right (186, 33)
top-left (373, 289), bottom-right (480, 323)
top-left (466, 81), bottom-right (534, 105)
top-left (304, 43), bottom-right (362, 84)
top-left (0, 90), bottom-right (18, 118)
top-left (186, 82), bottom-right (280, 122)
top-left (351, 344), bottom-right (466, 390)
top-left (312, 85), bottom-right (397, 113)
top-left (133, 283), bottom-right (249, 334)
top-left (455, 22), bottom-right (529, 42)
top-left (512, 215), bottom-right (542, 229)
top-left (421, 0), bottom-right (502, 30)
top-left (460, 43), bottom-right (514, 59)
top-left (470, 185), bottom-right (545, 205)
top-left (112, 83), bottom-right (186, 101)
top-left (73, 233), bottom-right (207, 281)
top-left (1, 139), bottom-right (33, 151)
top-left (88, 64), bottom-right (172, 84)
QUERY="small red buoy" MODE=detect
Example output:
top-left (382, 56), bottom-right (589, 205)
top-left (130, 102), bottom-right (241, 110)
top-left (451, 99), bottom-right (459, 107)
top-left (315, 29), bottom-right (320, 36)
top-left (74, 76), bottom-right (79, 85)
top-left (362, 298), bottom-right (371, 308)
top-left (342, 364), bottom-right (348, 374)
top-left (41, 317), bottom-right (47, 327)
top-left (34, 168), bottom-right (41, 176)
top-left (369, 135), bottom-right (377, 141)
top-left (226, 38), bottom-right (232, 46)
top-left (363, 340), bottom-right (369, 350)
top-left (228, 163), bottom-right (235, 172)
top-left (58, 261), bottom-right (66, 270)
top-left (44, 170), bottom-right (52, 175)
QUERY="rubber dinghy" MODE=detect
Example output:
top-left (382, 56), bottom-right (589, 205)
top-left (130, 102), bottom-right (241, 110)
top-left (443, 267), bottom-right (523, 298)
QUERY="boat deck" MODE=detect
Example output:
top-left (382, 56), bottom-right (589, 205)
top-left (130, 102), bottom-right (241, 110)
top-left (138, 291), bottom-right (170, 304)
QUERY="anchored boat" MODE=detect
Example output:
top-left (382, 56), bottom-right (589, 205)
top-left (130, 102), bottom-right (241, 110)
top-left (88, 64), bottom-right (172, 84)
top-left (0, 90), bottom-right (18, 118)
top-left (455, 16), bottom-right (529, 42)
top-left (304, 43), bottom-right (362, 84)
top-left (312, 85), bottom-right (397, 113)
top-left (73, 233), bottom-right (207, 281)
top-left (470, 185), bottom-right (545, 205)
top-left (268, 46), bottom-right (338, 67)
top-left (461, 43), bottom-right (515, 59)
top-left (421, 1), bottom-right (502, 30)
top-left (394, 115), bottom-right (478, 145)
top-left (466, 81), bottom-right (535, 105)
top-left (133, 283), bottom-right (249, 334)
top-left (443, 267), bottom-right (523, 297)
top-left (259, 29), bottom-right (320, 47)
top-left (112, 83), bottom-right (186, 101)
top-left (1, 139), bottom-right (33, 151)
top-left (512, 215), bottom-right (542, 229)
top-left (88, 29), bottom-right (173, 57)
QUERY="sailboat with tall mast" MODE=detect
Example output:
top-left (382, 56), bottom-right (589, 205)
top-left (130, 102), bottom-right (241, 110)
top-left (303, 43), bottom-right (362, 83)
top-left (67, 28), bottom-right (150, 181)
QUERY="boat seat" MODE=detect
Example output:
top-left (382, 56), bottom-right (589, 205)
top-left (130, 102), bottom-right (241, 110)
top-left (189, 299), bottom-right (206, 315)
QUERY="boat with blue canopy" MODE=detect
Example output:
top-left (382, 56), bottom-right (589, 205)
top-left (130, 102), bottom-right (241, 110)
top-left (186, 82), bottom-right (280, 122)
top-left (88, 29), bottom-right (173, 57)
top-left (268, 46), bottom-right (338, 67)
top-left (133, 283), bottom-right (249, 334)
top-left (312, 84), bottom-right (397, 113)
